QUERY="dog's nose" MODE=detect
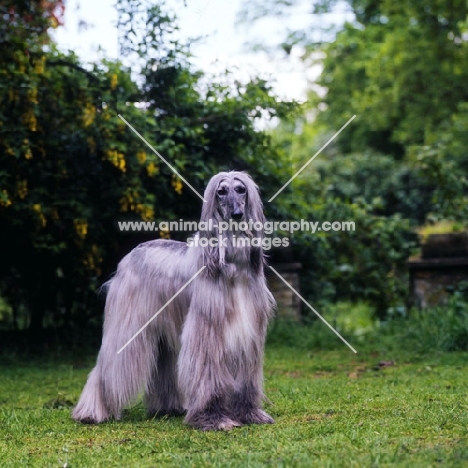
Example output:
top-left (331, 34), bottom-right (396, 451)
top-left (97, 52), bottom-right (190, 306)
top-left (231, 210), bottom-right (243, 220)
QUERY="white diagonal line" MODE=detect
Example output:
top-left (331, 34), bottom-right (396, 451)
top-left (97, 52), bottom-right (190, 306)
top-left (268, 266), bottom-right (357, 353)
top-left (117, 266), bottom-right (206, 354)
top-left (195, 0), bottom-right (212, 20)
top-left (118, 114), bottom-right (207, 203)
top-left (268, 115), bottom-right (356, 202)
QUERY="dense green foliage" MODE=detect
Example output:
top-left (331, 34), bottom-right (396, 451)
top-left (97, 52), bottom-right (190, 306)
top-left (2, 0), bottom-right (468, 331)
top-left (310, 0), bottom-right (468, 223)
top-left (241, 0), bottom-right (468, 315)
top-left (312, 1), bottom-right (468, 151)
top-left (268, 294), bottom-right (468, 353)
top-left (0, 0), bottom-right (293, 331)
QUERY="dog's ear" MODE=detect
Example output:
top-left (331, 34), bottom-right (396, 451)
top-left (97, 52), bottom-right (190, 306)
top-left (235, 172), bottom-right (266, 273)
top-left (198, 173), bottom-right (228, 277)
top-left (250, 246), bottom-right (264, 273)
top-left (238, 173), bottom-right (264, 226)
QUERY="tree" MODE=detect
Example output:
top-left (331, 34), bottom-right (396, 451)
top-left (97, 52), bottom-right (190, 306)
top-left (314, 0), bottom-right (468, 155)
top-left (0, 0), bottom-right (295, 336)
top-left (239, 0), bottom-right (468, 314)
top-left (240, 0), bottom-right (468, 153)
top-left (0, 0), bottom-right (157, 331)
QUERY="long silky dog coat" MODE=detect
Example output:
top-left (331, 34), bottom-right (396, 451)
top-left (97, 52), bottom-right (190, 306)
top-left (72, 171), bottom-right (275, 430)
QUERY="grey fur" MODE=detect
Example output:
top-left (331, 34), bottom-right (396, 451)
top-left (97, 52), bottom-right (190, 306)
top-left (72, 171), bottom-right (275, 430)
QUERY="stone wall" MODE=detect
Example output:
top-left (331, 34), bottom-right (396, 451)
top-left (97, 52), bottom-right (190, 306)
top-left (267, 263), bottom-right (302, 320)
top-left (408, 233), bottom-right (468, 308)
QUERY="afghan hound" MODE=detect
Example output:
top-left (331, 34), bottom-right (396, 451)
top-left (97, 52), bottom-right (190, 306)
top-left (72, 171), bottom-right (276, 430)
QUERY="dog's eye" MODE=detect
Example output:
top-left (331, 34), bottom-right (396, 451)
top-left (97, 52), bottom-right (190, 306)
top-left (235, 186), bottom-right (246, 194)
top-left (217, 188), bottom-right (228, 196)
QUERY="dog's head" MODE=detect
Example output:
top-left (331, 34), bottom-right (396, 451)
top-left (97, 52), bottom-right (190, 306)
top-left (199, 171), bottom-right (266, 276)
top-left (201, 171), bottom-right (265, 225)
top-left (214, 176), bottom-right (247, 221)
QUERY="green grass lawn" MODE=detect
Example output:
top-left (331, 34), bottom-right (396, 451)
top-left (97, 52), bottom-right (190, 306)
top-left (1, 338), bottom-right (467, 467)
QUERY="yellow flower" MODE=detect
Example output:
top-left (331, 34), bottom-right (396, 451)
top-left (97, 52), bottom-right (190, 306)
top-left (159, 228), bottom-right (170, 239)
top-left (119, 189), bottom-right (138, 212)
top-left (32, 204), bottom-right (46, 227)
top-left (136, 204), bottom-right (154, 221)
top-left (0, 190), bottom-right (12, 208)
top-left (110, 73), bottom-right (118, 90)
top-left (49, 16), bottom-right (59, 29)
top-left (22, 139), bottom-right (33, 159)
top-left (172, 175), bottom-right (183, 195)
top-left (136, 151), bottom-right (147, 164)
top-left (17, 180), bottom-right (28, 199)
top-left (73, 219), bottom-right (88, 238)
top-left (27, 87), bottom-right (38, 105)
top-left (83, 245), bottom-right (102, 275)
top-left (146, 162), bottom-right (158, 177)
top-left (22, 109), bottom-right (37, 132)
top-left (82, 103), bottom-right (96, 127)
top-left (118, 158), bottom-right (126, 172)
top-left (104, 150), bottom-right (126, 172)
top-left (34, 56), bottom-right (45, 74)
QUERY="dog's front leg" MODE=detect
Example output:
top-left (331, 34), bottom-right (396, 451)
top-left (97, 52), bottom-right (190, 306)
top-left (177, 289), bottom-right (241, 431)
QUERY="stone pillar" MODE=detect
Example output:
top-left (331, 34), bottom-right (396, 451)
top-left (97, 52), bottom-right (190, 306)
top-left (408, 233), bottom-right (468, 308)
top-left (267, 263), bottom-right (302, 320)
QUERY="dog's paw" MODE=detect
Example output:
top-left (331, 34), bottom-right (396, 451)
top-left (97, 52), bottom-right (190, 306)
top-left (72, 408), bottom-right (114, 424)
top-left (75, 416), bottom-right (98, 424)
top-left (213, 418), bottom-right (242, 431)
top-left (187, 413), bottom-right (242, 431)
top-left (241, 409), bottom-right (274, 425)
